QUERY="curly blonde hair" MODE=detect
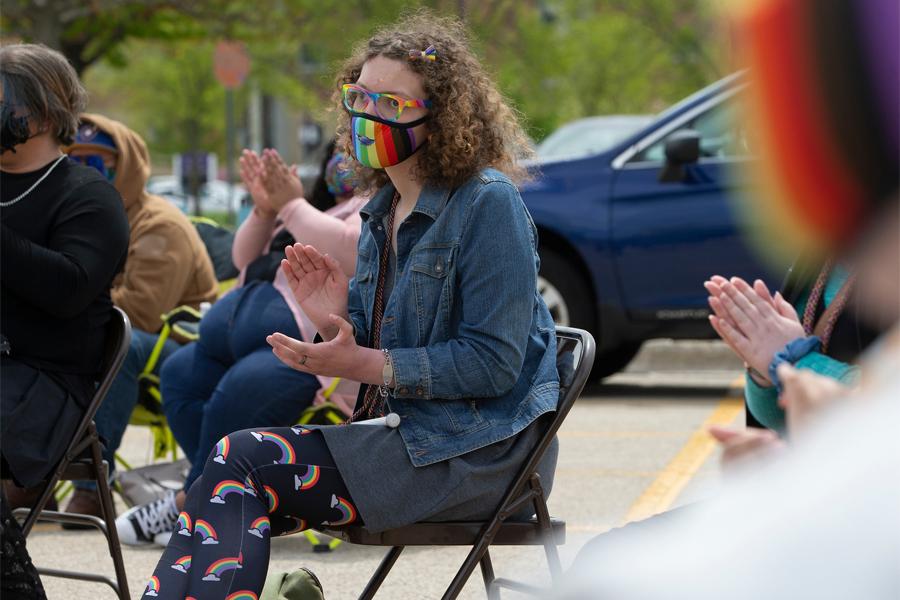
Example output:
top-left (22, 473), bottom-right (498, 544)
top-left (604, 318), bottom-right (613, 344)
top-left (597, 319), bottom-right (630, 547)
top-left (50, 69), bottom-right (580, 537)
top-left (334, 11), bottom-right (532, 192)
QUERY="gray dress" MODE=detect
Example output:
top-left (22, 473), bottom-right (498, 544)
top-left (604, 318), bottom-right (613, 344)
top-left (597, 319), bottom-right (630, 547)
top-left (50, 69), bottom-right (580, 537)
top-left (314, 242), bottom-right (558, 533)
top-left (314, 414), bottom-right (558, 533)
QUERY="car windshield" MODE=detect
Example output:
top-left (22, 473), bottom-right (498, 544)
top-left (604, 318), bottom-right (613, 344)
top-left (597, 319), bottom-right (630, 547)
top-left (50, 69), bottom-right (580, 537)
top-left (537, 116), bottom-right (653, 160)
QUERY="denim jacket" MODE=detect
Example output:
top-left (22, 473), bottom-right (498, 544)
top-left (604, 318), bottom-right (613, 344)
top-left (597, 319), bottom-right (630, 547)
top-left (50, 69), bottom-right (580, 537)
top-left (347, 168), bottom-right (559, 467)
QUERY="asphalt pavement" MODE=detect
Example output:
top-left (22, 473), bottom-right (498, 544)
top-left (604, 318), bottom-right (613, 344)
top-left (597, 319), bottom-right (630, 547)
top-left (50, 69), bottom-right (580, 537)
top-left (28, 340), bottom-right (744, 599)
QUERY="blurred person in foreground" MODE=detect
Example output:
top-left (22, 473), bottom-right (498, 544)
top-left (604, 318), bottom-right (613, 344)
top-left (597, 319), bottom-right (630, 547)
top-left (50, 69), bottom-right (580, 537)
top-left (61, 114), bottom-right (218, 522)
top-left (0, 44), bottom-right (129, 599)
top-left (115, 143), bottom-right (365, 547)
top-left (562, 0), bottom-right (899, 597)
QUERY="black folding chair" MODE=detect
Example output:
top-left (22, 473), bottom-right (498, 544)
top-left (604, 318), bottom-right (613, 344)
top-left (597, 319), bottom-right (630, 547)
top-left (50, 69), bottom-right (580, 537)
top-left (13, 306), bottom-right (133, 599)
top-left (317, 326), bottom-right (596, 599)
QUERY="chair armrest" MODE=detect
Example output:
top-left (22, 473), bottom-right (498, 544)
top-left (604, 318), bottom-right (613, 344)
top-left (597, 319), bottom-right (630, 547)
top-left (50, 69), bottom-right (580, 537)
top-left (161, 306), bottom-right (203, 342)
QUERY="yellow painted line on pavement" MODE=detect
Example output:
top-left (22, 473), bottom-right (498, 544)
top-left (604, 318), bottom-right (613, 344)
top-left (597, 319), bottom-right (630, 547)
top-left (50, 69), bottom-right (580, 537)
top-left (623, 397), bottom-right (744, 524)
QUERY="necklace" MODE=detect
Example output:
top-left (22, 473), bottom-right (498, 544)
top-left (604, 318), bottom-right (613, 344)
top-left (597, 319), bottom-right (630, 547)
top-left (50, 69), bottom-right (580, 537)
top-left (351, 190), bottom-right (400, 423)
top-left (0, 154), bottom-right (68, 208)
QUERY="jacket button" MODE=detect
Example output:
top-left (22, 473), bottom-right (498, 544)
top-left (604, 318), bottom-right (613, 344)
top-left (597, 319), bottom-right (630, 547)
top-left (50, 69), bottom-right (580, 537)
top-left (399, 387), bottom-right (409, 395)
top-left (435, 263), bottom-right (442, 272)
top-left (415, 387), bottom-right (424, 396)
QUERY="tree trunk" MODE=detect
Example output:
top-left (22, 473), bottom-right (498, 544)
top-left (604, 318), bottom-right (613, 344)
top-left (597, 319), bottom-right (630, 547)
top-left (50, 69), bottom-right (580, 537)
top-left (29, 10), bottom-right (64, 51)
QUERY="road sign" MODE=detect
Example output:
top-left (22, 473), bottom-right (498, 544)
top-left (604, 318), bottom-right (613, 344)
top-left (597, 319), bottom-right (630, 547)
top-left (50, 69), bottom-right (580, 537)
top-left (214, 41), bottom-right (250, 89)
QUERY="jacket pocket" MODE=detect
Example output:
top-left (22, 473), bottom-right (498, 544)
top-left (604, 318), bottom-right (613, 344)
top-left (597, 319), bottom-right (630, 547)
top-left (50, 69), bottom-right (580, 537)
top-left (410, 245), bottom-right (455, 343)
top-left (439, 398), bottom-right (486, 434)
top-left (351, 269), bottom-right (373, 329)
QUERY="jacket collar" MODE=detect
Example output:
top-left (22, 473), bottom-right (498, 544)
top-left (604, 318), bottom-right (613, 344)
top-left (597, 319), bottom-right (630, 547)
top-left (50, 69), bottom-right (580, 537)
top-left (360, 180), bottom-right (453, 223)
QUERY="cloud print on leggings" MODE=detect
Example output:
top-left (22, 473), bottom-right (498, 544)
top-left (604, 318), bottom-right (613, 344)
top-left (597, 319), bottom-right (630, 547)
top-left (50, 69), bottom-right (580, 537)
top-left (143, 576), bottom-right (160, 596)
top-left (170, 555), bottom-right (191, 574)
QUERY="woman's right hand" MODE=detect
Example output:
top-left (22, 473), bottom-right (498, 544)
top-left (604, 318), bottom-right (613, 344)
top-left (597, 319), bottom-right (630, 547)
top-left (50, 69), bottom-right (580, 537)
top-left (282, 243), bottom-right (349, 340)
top-left (239, 149), bottom-right (276, 219)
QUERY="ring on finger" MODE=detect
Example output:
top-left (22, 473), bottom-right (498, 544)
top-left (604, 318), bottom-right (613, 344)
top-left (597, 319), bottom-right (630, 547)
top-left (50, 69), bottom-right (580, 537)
top-left (299, 355), bottom-right (308, 366)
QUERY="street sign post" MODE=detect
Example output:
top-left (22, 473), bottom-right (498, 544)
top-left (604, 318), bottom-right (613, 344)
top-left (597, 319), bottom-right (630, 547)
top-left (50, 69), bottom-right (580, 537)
top-left (214, 41), bottom-right (251, 219)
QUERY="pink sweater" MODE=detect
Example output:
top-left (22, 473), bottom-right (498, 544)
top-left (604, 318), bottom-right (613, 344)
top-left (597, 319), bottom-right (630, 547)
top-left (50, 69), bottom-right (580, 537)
top-left (232, 195), bottom-right (368, 414)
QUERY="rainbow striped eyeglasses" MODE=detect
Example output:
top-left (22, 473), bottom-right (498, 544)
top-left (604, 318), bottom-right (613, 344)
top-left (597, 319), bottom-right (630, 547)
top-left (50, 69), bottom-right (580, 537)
top-left (342, 84), bottom-right (432, 122)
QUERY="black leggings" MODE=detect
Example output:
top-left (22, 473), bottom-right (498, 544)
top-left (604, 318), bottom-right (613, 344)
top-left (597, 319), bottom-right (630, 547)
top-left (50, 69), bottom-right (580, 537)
top-left (147, 427), bottom-right (359, 599)
top-left (1, 478), bottom-right (47, 600)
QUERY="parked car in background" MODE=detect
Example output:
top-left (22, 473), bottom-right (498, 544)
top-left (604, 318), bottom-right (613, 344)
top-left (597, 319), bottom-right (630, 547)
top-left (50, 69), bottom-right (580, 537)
top-left (536, 115), bottom-right (653, 162)
top-left (523, 71), bottom-right (781, 379)
top-left (147, 176), bottom-right (246, 215)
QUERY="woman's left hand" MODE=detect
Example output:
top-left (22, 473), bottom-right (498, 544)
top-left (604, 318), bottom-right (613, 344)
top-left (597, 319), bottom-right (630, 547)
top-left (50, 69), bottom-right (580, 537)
top-left (266, 314), bottom-right (383, 384)
top-left (712, 277), bottom-right (806, 378)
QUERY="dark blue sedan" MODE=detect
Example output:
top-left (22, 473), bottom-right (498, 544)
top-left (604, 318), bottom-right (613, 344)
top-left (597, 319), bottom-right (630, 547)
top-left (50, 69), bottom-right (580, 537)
top-left (522, 72), bottom-right (782, 378)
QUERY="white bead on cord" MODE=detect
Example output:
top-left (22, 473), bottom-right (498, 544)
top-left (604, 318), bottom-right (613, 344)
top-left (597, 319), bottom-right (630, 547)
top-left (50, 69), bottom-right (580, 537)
top-left (0, 154), bottom-right (68, 208)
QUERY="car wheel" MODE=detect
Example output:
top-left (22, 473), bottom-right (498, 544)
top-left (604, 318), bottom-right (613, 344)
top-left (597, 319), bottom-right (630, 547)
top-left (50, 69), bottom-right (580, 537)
top-left (538, 249), bottom-right (594, 330)
top-left (539, 248), bottom-right (641, 380)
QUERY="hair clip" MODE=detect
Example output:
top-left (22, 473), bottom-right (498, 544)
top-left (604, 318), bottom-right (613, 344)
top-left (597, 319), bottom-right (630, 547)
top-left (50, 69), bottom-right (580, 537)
top-left (408, 45), bottom-right (437, 62)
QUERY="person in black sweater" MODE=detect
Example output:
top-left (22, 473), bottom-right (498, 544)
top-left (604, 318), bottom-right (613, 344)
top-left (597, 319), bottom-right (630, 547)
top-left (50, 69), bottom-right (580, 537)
top-left (0, 43), bottom-right (129, 599)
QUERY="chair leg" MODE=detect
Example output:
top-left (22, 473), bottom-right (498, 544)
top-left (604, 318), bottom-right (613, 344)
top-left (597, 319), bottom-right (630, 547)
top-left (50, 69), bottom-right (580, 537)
top-left (92, 441), bottom-right (130, 599)
top-left (532, 494), bottom-right (563, 584)
top-left (21, 480), bottom-right (57, 537)
top-left (479, 549), bottom-right (500, 600)
top-left (359, 546), bottom-right (404, 600)
top-left (443, 521), bottom-right (502, 600)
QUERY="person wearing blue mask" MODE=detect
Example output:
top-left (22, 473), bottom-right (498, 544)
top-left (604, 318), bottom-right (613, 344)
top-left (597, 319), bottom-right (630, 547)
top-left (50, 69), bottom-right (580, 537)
top-left (66, 124), bottom-right (118, 182)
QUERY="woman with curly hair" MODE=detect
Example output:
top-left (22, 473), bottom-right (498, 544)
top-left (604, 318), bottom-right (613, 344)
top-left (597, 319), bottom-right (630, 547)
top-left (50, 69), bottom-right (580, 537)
top-left (147, 11), bottom-right (558, 597)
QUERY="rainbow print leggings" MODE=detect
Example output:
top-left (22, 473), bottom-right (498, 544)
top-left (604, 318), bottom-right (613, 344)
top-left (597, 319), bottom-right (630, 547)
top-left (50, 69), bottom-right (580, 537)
top-left (146, 427), bottom-right (360, 599)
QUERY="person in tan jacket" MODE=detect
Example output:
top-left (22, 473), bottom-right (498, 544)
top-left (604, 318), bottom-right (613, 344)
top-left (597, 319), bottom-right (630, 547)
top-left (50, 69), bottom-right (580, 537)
top-left (63, 114), bottom-right (218, 520)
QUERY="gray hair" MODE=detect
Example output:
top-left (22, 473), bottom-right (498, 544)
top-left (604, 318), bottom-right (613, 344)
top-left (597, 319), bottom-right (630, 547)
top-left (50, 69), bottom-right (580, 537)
top-left (0, 43), bottom-right (87, 145)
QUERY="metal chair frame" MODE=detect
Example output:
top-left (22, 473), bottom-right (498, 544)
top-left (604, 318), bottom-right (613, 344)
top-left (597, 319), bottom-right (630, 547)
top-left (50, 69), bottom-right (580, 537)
top-left (13, 306), bottom-right (133, 599)
top-left (317, 326), bottom-right (596, 599)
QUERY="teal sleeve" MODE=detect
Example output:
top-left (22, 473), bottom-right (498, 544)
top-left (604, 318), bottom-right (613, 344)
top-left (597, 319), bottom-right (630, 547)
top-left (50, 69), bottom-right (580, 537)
top-left (794, 351), bottom-right (860, 385)
top-left (745, 351), bottom-right (858, 434)
top-left (744, 372), bottom-right (785, 433)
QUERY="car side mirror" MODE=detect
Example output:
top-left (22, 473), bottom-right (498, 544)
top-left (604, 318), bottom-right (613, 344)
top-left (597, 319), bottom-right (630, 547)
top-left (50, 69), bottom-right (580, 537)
top-left (658, 129), bottom-right (701, 183)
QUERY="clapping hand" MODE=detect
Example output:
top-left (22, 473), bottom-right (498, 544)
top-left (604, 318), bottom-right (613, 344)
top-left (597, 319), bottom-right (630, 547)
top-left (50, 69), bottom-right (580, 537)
top-left (239, 149), bottom-right (276, 218)
top-left (267, 313), bottom-right (379, 382)
top-left (260, 149), bottom-right (304, 212)
top-left (281, 243), bottom-right (349, 341)
top-left (705, 276), bottom-right (805, 384)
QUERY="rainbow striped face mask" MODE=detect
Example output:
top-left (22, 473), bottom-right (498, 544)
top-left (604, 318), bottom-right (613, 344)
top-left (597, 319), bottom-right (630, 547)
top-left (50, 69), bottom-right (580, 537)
top-left (350, 111), bottom-right (429, 169)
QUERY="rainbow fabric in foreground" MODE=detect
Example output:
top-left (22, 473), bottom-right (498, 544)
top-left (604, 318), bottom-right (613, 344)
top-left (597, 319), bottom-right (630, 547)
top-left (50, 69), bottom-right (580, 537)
top-left (734, 0), bottom-right (898, 259)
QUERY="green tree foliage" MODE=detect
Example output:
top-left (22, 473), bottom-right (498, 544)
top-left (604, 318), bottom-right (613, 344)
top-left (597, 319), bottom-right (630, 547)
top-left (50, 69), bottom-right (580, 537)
top-left (84, 40), bottom-right (229, 158)
top-left (5, 0), bottom-right (725, 159)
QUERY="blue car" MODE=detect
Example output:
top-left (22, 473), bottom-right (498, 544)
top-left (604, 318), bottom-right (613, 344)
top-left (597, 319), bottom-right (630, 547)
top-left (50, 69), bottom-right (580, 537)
top-left (522, 72), bottom-right (782, 378)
